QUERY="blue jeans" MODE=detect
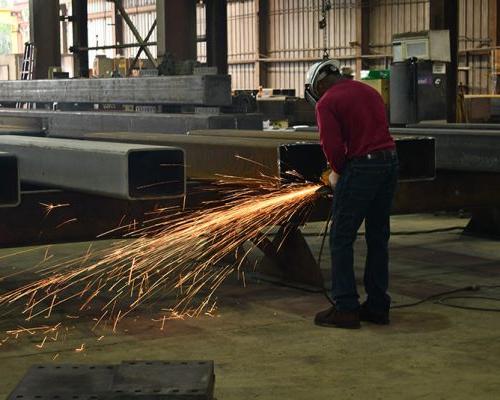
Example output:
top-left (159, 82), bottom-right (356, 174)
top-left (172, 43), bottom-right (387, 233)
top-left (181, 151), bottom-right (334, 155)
top-left (330, 154), bottom-right (399, 312)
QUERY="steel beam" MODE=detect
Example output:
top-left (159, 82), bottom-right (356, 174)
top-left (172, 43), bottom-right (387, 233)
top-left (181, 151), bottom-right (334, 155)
top-left (83, 131), bottom-right (434, 183)
top-left (0, 109), bottom-right (262, 137)
top-left (406, 122), bottom-right (500, 130)
top-left (0, 115), bottom-right (45, 136)
top-left (390, 127), bottom-right (500, 173)
top-left (0, 75), bottom-right (232, 106)
top-left (188, 130), bottom-right (436, 182)
top-left (189, 129), bottom-right (321, 141)
top-left (0, 152), bottom-right (20, 208)
top-left (309, 170), bottom-right (500, 223)
top-left (83, 132), bottom-right (327, 183)
top-left (0, 136), bottom-right (185, 200)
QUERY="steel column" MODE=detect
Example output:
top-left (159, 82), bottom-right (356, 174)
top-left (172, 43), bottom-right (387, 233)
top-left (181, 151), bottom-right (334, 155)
top-left (29, 0), bottom-right (61, 79)
top-left (0, 136), bottom-right (185, 200)
top-left (156, 0), bottom-right (197, 62)
top-left (206, 0), bottom-right (228, 74)
top-left (430, 0), bottom-right (459, 122)
top-left (355, 0), bottom-right (370, 78)
top-left (255, 0), bottom-right (269, 87)
top-left (71, 0), bottom-right (89, 78)
top-left (113, 1), bottom-right (124, 56)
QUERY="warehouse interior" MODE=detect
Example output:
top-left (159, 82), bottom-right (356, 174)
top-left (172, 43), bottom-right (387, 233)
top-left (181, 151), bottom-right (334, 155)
top-left (0, 0), bottom-right (499, 399)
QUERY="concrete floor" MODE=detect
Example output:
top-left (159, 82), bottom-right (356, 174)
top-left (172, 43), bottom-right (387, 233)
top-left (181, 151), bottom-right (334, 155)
top-left (0, 214), bottom-right (499, 399)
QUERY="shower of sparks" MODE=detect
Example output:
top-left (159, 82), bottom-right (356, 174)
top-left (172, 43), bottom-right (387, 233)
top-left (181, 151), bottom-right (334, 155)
top-left (0, 180), bottom-right (321, 347)
top-left (55, 218), bottom-right (78, 230)
top-left (39, 202), bottom-right (70, 217)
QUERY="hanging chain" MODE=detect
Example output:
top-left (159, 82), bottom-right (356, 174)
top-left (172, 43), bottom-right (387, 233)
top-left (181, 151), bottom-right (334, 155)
top-left (319, 0), bottom-right (332, 59)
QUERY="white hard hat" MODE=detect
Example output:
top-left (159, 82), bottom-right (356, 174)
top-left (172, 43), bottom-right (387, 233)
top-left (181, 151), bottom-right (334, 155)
top-left (304, 59), bottom-right (340, 106)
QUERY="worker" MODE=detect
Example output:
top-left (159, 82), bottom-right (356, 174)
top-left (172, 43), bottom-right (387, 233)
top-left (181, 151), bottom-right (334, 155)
top-left (305, 59), bottom-right (398, 329)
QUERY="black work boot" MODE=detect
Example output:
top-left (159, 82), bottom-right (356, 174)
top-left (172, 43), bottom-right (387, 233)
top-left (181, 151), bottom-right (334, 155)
top-left (314, 306), bottom-right (361, 329)
top-left (359, 302), bottom-right (390, 325)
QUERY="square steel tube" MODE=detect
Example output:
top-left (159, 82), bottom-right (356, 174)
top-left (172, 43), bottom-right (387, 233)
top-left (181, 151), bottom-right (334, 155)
top-left (391, 127), bottom-right (500, 173)
top-left (0, 136), bottom-right (185, 200)
top-left (0, 75), bottom-right (232, 106)
top-left (0, 109), bottom-right (263, 138)
top-left (188, 130), bottom-right (436, 182)
top-left (0, 152), bottom-right (20, 207)
top-left (84, 132), bottom-right (318, 183)
top-left (84, 132), bottom-right (434, 184)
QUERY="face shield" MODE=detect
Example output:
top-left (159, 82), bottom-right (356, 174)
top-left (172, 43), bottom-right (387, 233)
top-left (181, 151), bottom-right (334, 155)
top-left (304, 59), bottom-right (341, 107)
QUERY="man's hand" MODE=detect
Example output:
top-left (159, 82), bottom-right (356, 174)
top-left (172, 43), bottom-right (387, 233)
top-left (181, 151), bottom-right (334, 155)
top-left (329, 171), bottom-right (340, 189)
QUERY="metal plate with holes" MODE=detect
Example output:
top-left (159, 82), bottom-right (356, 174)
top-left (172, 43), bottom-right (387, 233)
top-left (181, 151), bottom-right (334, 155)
top-left (8, 361), bottom-right (215, 400)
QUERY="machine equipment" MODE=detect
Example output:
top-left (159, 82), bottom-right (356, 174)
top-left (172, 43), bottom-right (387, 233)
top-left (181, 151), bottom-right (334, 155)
top-left (390, 31), bottom-right (451, 125)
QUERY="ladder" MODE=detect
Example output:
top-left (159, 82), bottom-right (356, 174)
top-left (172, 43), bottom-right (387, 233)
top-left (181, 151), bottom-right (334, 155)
top-left (16, 42), bottom-right (36, 109)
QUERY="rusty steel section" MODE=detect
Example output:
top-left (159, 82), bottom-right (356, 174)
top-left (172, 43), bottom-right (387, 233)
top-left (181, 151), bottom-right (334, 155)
top-left (85, 129), bottom-right (434, 183)
top-left (188, 129), bottom-right (436, 182)
top-left (84, 131), bottom-right (324, 182)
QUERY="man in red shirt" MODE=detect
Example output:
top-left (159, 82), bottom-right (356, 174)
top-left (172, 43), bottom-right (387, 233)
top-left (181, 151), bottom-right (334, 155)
top-left (305, 60), bottom-right (398, 329)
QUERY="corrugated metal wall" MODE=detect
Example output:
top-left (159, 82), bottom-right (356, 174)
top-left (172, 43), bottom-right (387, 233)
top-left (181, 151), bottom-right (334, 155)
top-left (228, 0), bottom-right (256, 90)
top-left (458, 0), bottom-right (492, 94)
top-left (369, 0), bottom-right (429, 69)
top-left (266, 0), bottom-right (356, 93)
top-left (84, 0), bottom-right (495, 94)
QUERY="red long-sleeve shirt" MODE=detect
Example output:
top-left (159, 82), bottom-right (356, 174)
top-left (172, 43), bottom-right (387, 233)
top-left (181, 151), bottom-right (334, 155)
top-left (316, 79), bottom-right (395, 174)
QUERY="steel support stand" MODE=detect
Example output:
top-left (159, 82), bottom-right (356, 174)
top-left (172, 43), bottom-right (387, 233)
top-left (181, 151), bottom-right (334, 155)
top-left (252, 224), bottom-right (325, 289)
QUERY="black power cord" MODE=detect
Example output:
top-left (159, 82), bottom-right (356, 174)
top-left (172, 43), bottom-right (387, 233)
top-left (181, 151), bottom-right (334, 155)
top-left (360, 226), bottom-right (465, 236)
top-left (436, 295), bottom-right (500, 312)
top-left (316, 214), bottom-right (500, 311)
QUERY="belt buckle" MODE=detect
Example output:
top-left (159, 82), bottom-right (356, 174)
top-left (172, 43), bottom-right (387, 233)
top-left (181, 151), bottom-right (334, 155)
top-left (367, 154), bottom-right (373, 160)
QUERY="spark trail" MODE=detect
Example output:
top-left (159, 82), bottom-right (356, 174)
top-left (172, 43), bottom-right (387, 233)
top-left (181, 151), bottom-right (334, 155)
top-left (0, 182), bottom-right (320, 334)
